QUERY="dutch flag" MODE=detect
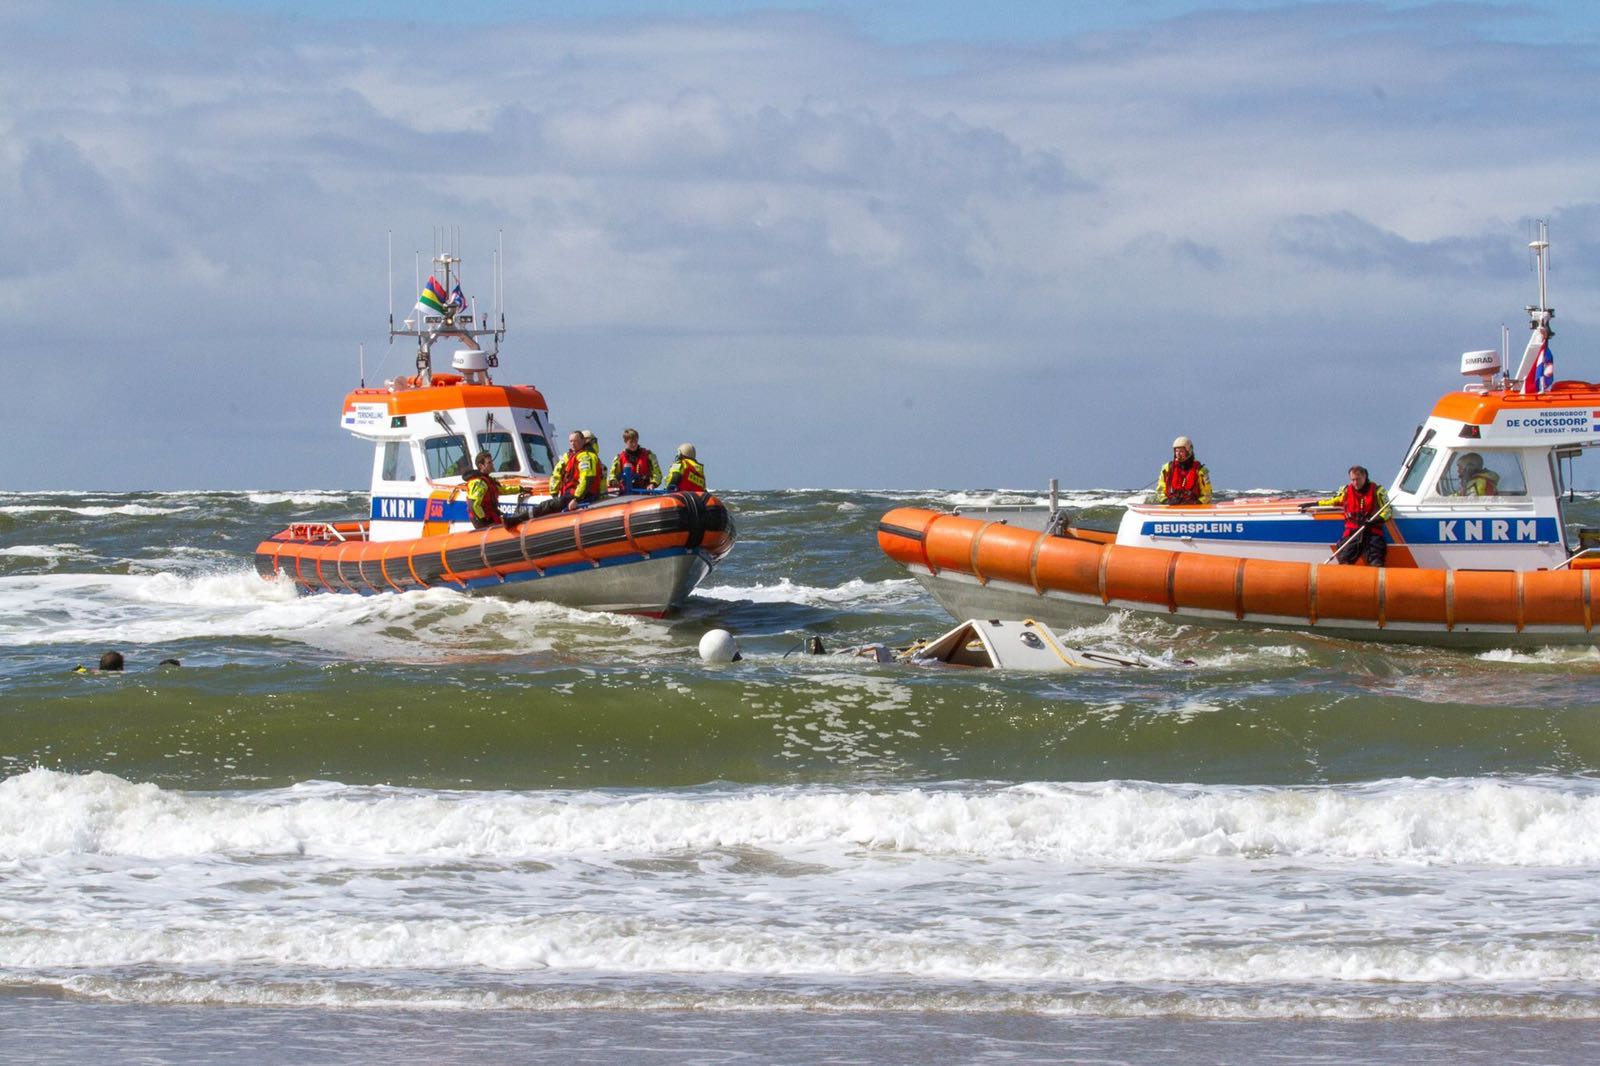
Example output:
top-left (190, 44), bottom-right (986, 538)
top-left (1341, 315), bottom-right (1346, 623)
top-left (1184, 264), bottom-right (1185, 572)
top-left (1524, 337), bottom-right (1555, 394)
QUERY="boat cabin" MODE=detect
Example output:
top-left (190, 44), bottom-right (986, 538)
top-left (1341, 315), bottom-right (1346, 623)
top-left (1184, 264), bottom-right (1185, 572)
top-left (1382, 381), bottom-right (1593, 570)
top-left (341, 358), bottom-right (557, 542)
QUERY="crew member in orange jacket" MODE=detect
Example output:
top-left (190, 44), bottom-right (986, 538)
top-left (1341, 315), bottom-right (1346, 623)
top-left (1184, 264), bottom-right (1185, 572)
top-left (529, 430), bottom-right (604, 516)
top-left (1156, 436), bottom-right (1213, 504)
top-left (464, 450), bottom-right (529, 530)
top-left (1302, 464), bottom-right (1390, 566)
top-left (663, 443), bottom-right (707, 493)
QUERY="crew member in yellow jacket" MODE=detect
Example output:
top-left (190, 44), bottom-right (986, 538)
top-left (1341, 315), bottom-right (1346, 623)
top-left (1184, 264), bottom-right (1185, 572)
top-left (529, 431), bottom-right (604, 516)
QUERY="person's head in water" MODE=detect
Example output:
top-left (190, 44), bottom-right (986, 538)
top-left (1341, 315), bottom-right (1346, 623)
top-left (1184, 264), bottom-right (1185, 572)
top-left (98, 651), bottom-right (125, 671)
top-left (159, 658), bottom-right (181, 667)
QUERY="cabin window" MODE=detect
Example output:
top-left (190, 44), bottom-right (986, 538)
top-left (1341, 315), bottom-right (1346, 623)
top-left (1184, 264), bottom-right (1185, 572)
top-left (521, 433), bottom-right (551, 474)
top-left (477, 431), bottom-right (524, 474)
top-left (1433, 449), bottom-right (1527, 497)
top-left (380, 441), bottom-right (416, 482)
top-left (423, 435), bottom-right (471, 479)
top-left (1399, 446), bottom-right (1437, 494)
top-left (517, 410), bottom-right (554, 473)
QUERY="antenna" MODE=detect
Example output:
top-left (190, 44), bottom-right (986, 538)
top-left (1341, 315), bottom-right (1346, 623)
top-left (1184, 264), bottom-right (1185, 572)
top-left (359, 343), bottom-right (366, 387)
top-left (1510, 220), bottom-right (1555, 390)
top-left (1532, 219), bottom-right (1550, 313)
top-left (387, 231), bottom-right (393, 334)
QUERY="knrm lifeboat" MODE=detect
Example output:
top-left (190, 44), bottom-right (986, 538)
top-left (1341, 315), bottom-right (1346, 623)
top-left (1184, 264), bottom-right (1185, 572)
top-left (879, 226), bottom-right (1600, 648)
top-left (255, 248), bottom-right (735, 616)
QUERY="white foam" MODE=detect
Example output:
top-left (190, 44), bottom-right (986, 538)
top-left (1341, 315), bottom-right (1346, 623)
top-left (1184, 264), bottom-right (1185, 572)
top-left (1477, 645), bottom-right (1600, 666)
top-left (245, 491), bottom-right (364, 506)
top-left (6, 770), bottom-right (1599, 867)
top-left (25, 976), bottom-right (1600, 1019)
top-left (696, 577), bottom-right (921, 608)
top-left (0, 569), bottom-right (665, 659)
top-left (8, 910), bottom-right (1597, 987)
top-left (6, 770), bottom-right (1600, 1011)
top-left (0, 503), bottom-right (190, 516)
top-left (0, 543), bottom-right (93, 562)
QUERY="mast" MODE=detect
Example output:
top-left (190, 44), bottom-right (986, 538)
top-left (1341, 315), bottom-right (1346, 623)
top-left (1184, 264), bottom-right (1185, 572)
top-left (1511, 221), bottom-right (1553, 392)
top-left (389, 246), bottom-right (508, 384)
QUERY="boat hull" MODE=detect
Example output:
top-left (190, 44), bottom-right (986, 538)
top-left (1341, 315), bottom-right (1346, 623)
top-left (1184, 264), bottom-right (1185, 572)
top-left (880, 507), bottom-right (1599, 649)
top-left (256, 492), bottom-right (734, 617)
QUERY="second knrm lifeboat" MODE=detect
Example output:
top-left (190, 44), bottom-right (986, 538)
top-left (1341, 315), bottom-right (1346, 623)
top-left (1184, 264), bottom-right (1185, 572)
top-left (879, 226), bottom-right (1600, 648)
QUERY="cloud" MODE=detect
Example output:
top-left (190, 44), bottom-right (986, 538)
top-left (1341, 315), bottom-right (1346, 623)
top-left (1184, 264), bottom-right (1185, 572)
top-left (1274, 211), bottom-right (1513, 275)
top-left (5, 3), bottom-right (1600, 491)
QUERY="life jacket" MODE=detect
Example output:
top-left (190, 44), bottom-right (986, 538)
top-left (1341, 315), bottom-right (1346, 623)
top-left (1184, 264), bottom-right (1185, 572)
top-left (579, 448), bottom-right (603, 500)
top-left (556, 450), bottom-right (582, 497)
top-left (1464, 470), bottom-right (1499, 496)
top-left (1340, 481), bottom-right (1385, 539)
top-left (1163, 460), bottom-right (1203, 504)
top-left (463, 470), bottom-right (503, 527)
top-left (667, 457), bottom-right (706, 493)
top-left (613, 447), bottom-right (657, 490)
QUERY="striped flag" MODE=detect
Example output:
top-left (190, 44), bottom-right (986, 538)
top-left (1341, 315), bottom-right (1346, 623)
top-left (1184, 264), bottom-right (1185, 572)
top-left (1524, 337), bottom-right (1555, 394)
top-left (415, 276), bottom-right (448, 315)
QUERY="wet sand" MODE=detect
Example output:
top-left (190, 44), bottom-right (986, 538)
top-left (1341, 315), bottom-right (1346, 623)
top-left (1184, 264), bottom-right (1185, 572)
top-left (6, 991), bottom-right (1600, 1065)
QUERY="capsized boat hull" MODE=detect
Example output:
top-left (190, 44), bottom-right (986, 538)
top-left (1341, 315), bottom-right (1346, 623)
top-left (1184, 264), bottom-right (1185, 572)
top-left (879, 507), bottom-right (1600, 649)
top-left (256, 492), bottom-right (734, 617)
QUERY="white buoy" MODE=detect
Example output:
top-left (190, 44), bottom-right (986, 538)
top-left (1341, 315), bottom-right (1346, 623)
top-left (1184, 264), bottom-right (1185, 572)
top-left (698, 629), bottom-right (742, 663)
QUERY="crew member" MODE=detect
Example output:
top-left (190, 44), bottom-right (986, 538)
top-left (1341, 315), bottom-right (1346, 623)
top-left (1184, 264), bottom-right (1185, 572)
top-left (1302, 464), bottom-right (1390, 566)
top-left (609, 427), bottom-right (662, 493)
top-left (464, 450), bottom-right (529, 530)
top-left (1156, 436), bottom-right (1213, 505)
top-left (1455, 452), bottom-right (1500, 496)
top-left (530, 430), bottom-right (604, 515)
top-left (663, 443), bottom-right (707, 493)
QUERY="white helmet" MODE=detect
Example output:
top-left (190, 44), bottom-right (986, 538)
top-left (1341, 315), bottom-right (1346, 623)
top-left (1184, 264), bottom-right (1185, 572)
top-left (1172, 435), bottom-right (1193, 450)
top-left (677, 442), bottom-right (696, 459)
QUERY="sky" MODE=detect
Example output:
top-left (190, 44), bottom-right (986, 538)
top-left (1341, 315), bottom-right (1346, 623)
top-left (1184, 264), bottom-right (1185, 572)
top-left (7, 1), bottom-right (1600, 491)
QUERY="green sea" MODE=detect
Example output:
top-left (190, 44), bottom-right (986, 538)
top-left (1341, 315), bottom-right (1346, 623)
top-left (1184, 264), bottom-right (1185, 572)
top-left (3, 487), bottom-right (1600, 1063)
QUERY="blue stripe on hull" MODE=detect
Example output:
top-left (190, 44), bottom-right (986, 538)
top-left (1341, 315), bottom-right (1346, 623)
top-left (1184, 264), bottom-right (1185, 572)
top-left (1141, 516), bottom-right (1560, 546)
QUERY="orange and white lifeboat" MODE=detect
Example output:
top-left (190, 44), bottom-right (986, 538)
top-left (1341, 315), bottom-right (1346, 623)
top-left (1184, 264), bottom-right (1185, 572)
top-left (879, 228), bottom-right (1600, 647)
top-left (254, 248), bottom-right (735, 616)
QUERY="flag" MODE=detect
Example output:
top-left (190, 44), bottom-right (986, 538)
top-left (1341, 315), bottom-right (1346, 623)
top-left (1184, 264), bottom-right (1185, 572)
top-left (415, 275), bottom-right (448, 315)
top-left (449, 284), bottom-right (468, 314)
top-left (1524, 337), bottom-right (1555, 394)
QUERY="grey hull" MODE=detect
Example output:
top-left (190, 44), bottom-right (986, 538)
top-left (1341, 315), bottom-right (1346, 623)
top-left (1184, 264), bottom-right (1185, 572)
top-left (475, 552), bottom-right (714, 616)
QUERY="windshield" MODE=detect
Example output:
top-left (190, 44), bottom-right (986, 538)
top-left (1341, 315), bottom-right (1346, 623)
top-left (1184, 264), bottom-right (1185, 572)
top-left (477, 431), bottom-right (524, 474)
top-left (423, 435), bottom-right (471, 479)
top-left (521, 433), bottom-right (551, 474)
top-left (380, 441), bottom-right (416, 482)
top-left (1433, 448), bottom-right (1527, 497)
top-left (1399, 445), bottom-right (1436, 495)
top-left (517, 410), bottom-right (554, 473)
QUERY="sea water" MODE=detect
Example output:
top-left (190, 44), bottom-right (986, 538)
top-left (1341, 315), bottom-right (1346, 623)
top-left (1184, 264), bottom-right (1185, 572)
top-left (2, 488), bottom-right (1599, 1063)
